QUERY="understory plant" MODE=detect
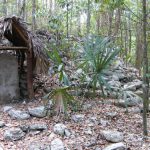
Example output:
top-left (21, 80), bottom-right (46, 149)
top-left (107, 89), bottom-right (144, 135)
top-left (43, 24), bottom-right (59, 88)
top-left (79, 35), bottom-right (120, 95)
top-left (45, 48), bottom-right (73, 114)
top-left (44, 86), bottom-right (74, 114)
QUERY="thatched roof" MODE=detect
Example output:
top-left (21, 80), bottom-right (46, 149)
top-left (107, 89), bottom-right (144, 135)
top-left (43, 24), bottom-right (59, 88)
top-left (0, 16), bottom-right (49, 74)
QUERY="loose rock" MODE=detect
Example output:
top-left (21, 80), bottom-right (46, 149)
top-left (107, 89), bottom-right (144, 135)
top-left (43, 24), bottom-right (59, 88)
top-left (4, 128), bottom-right (25, 141)
top-left (106, 112), bottom-right (117, 118)
top-left (28, 106), bottom-right (47, 118)
top-left (123, 80), bottom-right (142, 91)
top-left (29, 142), bottom-right (50, 150)
top-left (8, 109), bottom-right (30, 120)
top-left (53, 123), bottom-right (70, 136)
top-left (72, 114), bottom-right (84, 123)
top-left (50, 138), bottom-right (65, 150)
top-left (116, 97), bottom-right (142, 107)
top-left (0, 146), bottom-right (3, 150)
top-left (3, 106), bottom-right (13, 112)
top-left (103, 142), bottom-right (126, 150)
top-left (29, 123), bottom-right (48, 131)
top-left (0, 121), bottom-right (5, 128)
top-left (101, 130), bottom-right (124, 143)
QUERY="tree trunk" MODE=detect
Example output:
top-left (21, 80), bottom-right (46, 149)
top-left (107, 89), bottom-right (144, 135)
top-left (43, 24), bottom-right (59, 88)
top-left (108, 11), bottom-right (113, 36)
top-left (3, 0), bottom-right (7, 16)
top-left (66, 1), bottom-right (69, 38)
top-left (142, 0), bottom-right (149, 136)
top-left (20, 0), bottom-right (26, 20)
top-left (135, 22), bottom-right (143, 74)
top-left (87, 0), bottom-right (91, 34)
top-left (32, 0), bottom-right (36, 31)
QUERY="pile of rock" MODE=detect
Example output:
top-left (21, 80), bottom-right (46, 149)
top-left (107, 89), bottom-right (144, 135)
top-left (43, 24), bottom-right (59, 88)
top-left (103, 58), bottom-right (143, 108)
top-left (101, 130), bottom-right (126, 150)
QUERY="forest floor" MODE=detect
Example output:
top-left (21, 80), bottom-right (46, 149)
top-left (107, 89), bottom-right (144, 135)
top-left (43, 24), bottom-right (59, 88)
top-left (0, 96), bottom-right (150, 150)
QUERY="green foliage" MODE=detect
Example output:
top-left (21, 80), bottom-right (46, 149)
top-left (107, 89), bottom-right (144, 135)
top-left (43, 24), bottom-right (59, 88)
top-left (48, 15), bottom-right (64, 30)
top-left (95, 0), bottom-right (125, 10)
top-left (79, 35), bottom-right (120, 94)
top-left (44, 86), bottom-right (74, 114)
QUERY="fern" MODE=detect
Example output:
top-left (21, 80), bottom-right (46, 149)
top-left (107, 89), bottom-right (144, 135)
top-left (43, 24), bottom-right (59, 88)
top-left (79, 35), bottom-right (120, 95)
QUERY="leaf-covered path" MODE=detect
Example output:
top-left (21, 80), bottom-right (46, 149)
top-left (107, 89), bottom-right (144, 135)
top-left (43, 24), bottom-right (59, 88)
top-left (0, 98), bottom-right (149, 150)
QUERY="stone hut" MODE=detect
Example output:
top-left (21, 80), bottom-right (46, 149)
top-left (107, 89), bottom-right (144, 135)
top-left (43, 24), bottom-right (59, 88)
top-left (0, 16), bottom-right (49, 104)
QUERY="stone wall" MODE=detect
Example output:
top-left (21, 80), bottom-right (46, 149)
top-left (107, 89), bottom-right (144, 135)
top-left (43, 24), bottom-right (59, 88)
top-left (0, 54), bottom-right (20, 104)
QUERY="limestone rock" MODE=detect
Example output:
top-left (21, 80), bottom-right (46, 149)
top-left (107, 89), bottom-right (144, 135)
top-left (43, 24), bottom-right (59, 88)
top-left (72, 114), bottom-right (84, 123)
top-left (106, 112), bottom-right (117, 118)
top-left (123, 80), bottom-right (142, 91)
top-left (53, 123), bottom-right (66, 136)
top-left (99, 119), bottom-right (109, 127)
top-left (29, 142), bottom-right (50, 150)
top-left (0, 145), bottom-right (3, 150)
top-left (116, 97), bottom-right (142, 107)
top-left (29, 123), bottom-right (48, 131)
top-left (4, 128), bottom-right (25, 141)
top-left (103, 142), bottom-right (126, 150)
top-left (20, 124), bottom-right (29, 132)
top-left (53, 123), bottom-right (71, 137)
top-left (8, 109), bottom-right (30, 120)
top-left (28, 106), bottom-right (47, 118)
top-left (101, 130), bottom-right (124, 143)
top-left (107, 80), bottom-right (121, 91)
top-left (3, 106), bottom-right (13, 112)
top-left (0, 121), bottom-right (5, 128)
top-left (50, 138), bottom-right (64, 150)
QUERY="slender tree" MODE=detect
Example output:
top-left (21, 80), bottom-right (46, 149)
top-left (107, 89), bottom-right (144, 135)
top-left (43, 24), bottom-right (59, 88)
top-left (87, 0), bottom-right (91, 34)
top-left (3, 0), bottom-right (7, 16)
top-left (142, 0), bottom-right (149, 136)
top-left (32, 0), bottom-right (36, 31)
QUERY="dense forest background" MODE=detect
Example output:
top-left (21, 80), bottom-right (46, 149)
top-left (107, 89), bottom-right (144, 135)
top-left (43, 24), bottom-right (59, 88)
top-left (0, 0), bottom-right (149, 72)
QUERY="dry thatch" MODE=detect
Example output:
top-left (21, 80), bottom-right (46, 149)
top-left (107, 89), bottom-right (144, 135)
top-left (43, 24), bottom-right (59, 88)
top-left (0, 16), bottom-right (49, 74)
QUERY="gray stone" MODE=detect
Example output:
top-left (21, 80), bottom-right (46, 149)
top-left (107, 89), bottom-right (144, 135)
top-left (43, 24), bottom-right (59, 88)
top-left (107, 81), bottom-right (121, 91)
top-left (50, 138), bottom-right (64, 150)
top-left (101, 130), bottom-right (124, 143)
top-left (28, 106), bottom-right (47, 118)
top-left (134, 90), bottom-right (143, 98)
top-left (89, 117), bottom-right (97, 124)
top-left (95, 148), bottom-right (101, 150)
top-left (123, 80), bottom-right (142, 91)
top-left (72, 114), bottom-right (84, 123)
top-left (106, 112), bottom-right (117, 118)
top-left (0, 54), bottom-right (20, 104)
top-left (4, 128), bottom-right (25, 141)
top-left (99, 119), bottom-right (108, 127)
top-left (83, 104), bottom-right (92, 110)
top-left (29, 123), bottom-right (47, 131)
top-left (53, 123), bottom-right (66, 136)
top-left (116, 97), bottom-right (142, 107)
top-left (29, 142), bottom-right (50, 150)
top-left (84, 127), bottom-right (92, 135)
top-left (3, 106), bottom-right (13, 112)
top-left (8, 109), bottom-right (30, 120)
top-left (64, 129), bottom-right (71, 137)
top-left (0, 145), bottom-right (3, 150)
top-left (0, 121), bottom-right (5, 128)
top-left (103, 142), bottom-right (126, 150)
top-left (111, 74), bottom-right (119, 81)
top-left (20, 124), bottom-right (29, 132)
top-left (113, 73), bottom-right (126, 81)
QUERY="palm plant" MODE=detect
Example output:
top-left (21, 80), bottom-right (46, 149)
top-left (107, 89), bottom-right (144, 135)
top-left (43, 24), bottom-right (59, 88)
top-left (45, 49), bottom-right (73, 114)
top-left (44, 86), bottom-right (74, 114)
top-left (79, 35), bottom-right (120, 95)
